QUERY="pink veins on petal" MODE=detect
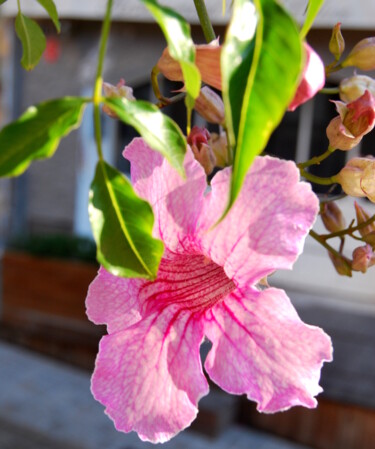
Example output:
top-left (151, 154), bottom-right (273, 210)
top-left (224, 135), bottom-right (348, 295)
top-left (86, 138), bottom-right (333, 443)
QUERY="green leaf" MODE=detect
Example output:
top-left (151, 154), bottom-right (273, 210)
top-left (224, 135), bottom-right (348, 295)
top-left (222, 0), bottom-right (302, 213)
top-left (89, 160), bottom-right (164, 279)
top-left (15, 12), bottom-right (46, 70)
top-left (140, 0), bottom-right (201, 106)
top-left (104, 97), bottom-right (186, 176)
top-left (0, 1), bottom-right (8, 5)
top-left (300, 0), bottom-right (325, 38)
top-left (0, 97), bottom-right (87, 177)
top-left (36, 0), bottom-right (61, 33)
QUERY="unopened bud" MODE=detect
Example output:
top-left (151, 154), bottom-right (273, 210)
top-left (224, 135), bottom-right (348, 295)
top-left (326, 116), bottom-right (362, 150)
top-left (335, 157), bottom-right (375, 202)
top-left (209, 132), bottom-right (230, 167)
top-left (354, 201), bottom-right (375, 236)
top-left (339, 75), bottom-right (375, 103)
top-left (187, 126), bottom-right (216, 175)
top-left (329, 22), bottom-right (345, 61)
top-left (288, 43), bottom-right (325, 111)
top-left (328, 251), bottom-right (352, 277)
top-left (321, 201), bottom-right (346, 232)
top-left (102, 79), bottom-right (135, 118)
top-left (342, 90), bottom-right (375, 137)
top-left (362, 232), bottom-right (375, 248)
top-left (157, 40), bottom-right (222, 91)
top-left (194, 86), bottom-right (225, 124)
top-left (342, 37), bottom-right (375, 71)
top-left (352, 244), bottom-right (375, 273)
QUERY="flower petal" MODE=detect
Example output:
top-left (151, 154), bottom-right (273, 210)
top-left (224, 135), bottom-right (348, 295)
top-left (91, 308), bottom-right (209, 443)
top-left (204, 287), bottom-right (332, 412)
top-left (124, 138), bottom-right (207, 251)
top-left (86, 267), bottom-right (144, 333)
top-left (199, 156), bottom-right (319, 285)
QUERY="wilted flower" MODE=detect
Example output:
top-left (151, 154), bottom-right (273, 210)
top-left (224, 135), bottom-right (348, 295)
top-left (157, 40), bottom-right (221, 90)
top-left (339, 75), bottom-right (375, 103)
top-left (321, 201), bottom-right (346, 233)
top-left (187, 126), bottom-right (216, 175)
top-left (102, 79), bottom-right (135, 118)
top-left (86, 138), bottom-right (332, 443)
top-left (288, 43), bottom-right (325, 112)
top-left (342, 37), bottom-right (375, 71)
top-left (327, 90), bottom-right (375, 150)
top-left (194, 86), bottom-right (225, 124)
top-left (335, 156), bottom-right (375, 202)
top-left (209, 132), bottom-right (230, 167)
top-left (352, 244), bottom-right (375, 273)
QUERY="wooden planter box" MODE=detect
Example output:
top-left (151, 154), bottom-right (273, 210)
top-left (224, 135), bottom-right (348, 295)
top-left (1, 251), bottom-right (103, 368)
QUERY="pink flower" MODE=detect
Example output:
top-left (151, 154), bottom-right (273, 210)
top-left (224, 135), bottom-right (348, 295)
top-left (86, 139), bottom-right (332, 443)
top-left (288, 43), bottom-right (325, 112)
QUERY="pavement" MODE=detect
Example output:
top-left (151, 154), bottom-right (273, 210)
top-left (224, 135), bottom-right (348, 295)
top-left (0, 341), bottom-right (311, 449)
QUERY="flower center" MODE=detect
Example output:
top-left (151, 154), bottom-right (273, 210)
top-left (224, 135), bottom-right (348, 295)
top-left (140, 251), bottom-right (235, 315)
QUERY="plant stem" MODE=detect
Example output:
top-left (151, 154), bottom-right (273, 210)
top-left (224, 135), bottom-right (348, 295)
top-left (319, 87), bottom-right (340, 95)
top-left (93, 0), bottom-right (113, 161)
top-left (298, 147), bottom-right (335, 169)
top-left (321, 213), bottom-right (375, 240)
top-left (193, 0), bottom-right (216, 43)
top-left (309, 229), bottom-right (344, 260)
top-left (300, 169), bottom-right (336, 185)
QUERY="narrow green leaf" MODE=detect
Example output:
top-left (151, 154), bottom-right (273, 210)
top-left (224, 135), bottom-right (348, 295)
top-left (89, 160), bottom-right (164, 279)
top-left (36, 0), bottom-right (61, 33)
top-left (140, 0), bottom-right (201, 105)
top-left (300, 0), bottom-right (325, 38)
top-left (104, 97), bottom-right (186, 176)
top-left (0, 97), bottom-right (87, 177)
top-left (15, 13), bottom-right (46, 70)
top-left (222, 0), bottom-right (302, 213)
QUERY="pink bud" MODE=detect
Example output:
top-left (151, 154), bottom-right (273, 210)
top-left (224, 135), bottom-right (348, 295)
top-left (342, 37), bottom-right (375, 71)
top-left (288, 43), bottom-right (325, 111)
top-left (157, 40), bottom-right (222, 91)
top-left (352, 244), bottom-right (375, 273)
top-left (335, 157), bottom-right (375, 202)
top-left (326, 116), bottom-right (362, 150)
top-left (321, 201), bottom-right (346, 233)
top-left (187, 127), bottom-right (216, 175)
top-left (339, 75), bottom-right (375, 103)
top-left (342, 90), bottom-right (375, 137)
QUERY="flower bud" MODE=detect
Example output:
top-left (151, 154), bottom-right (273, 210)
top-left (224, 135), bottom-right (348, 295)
top-left (326, 116), bottom-right (362, 150)
top-left (187, 126), bottom-right (216, 175)
top-left (335, 157), bottom-right (375, 202)
top-left (209, 132), bottom-right (230, 167)
top-left (102, 79), bottom-right (135, 118)
top-left (157, 40), bottom-right (222, 91)
top-left (342, 37), bottom-right (375, 71)
top-left (341, 90), bottom-right (375, 137)
top-left (329, 22), bottom-right (345, 61)
top-left (339, 75), bottom-right (375, 103)
top-left (321, 201), bottom-right (346, 232)
top-left (352, 244), bottom-right (375, 273)
top-left (194, 86), bottom-right (225, 124)
top-left (362, 232), bottom-right (375, 248)
top-left (354, 201), bottom-right (375, 237)
top-left (328, 251), bottom-right (352, 277)
top-left (288, 43), bottom-right (325, 111)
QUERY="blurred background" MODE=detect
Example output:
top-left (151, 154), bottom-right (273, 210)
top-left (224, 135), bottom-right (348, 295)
top-left (0, 1), bottom-right (374, 448)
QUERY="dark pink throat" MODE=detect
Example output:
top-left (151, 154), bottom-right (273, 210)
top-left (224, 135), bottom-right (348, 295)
top-left (140, 252), bottom-right (235, 315)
